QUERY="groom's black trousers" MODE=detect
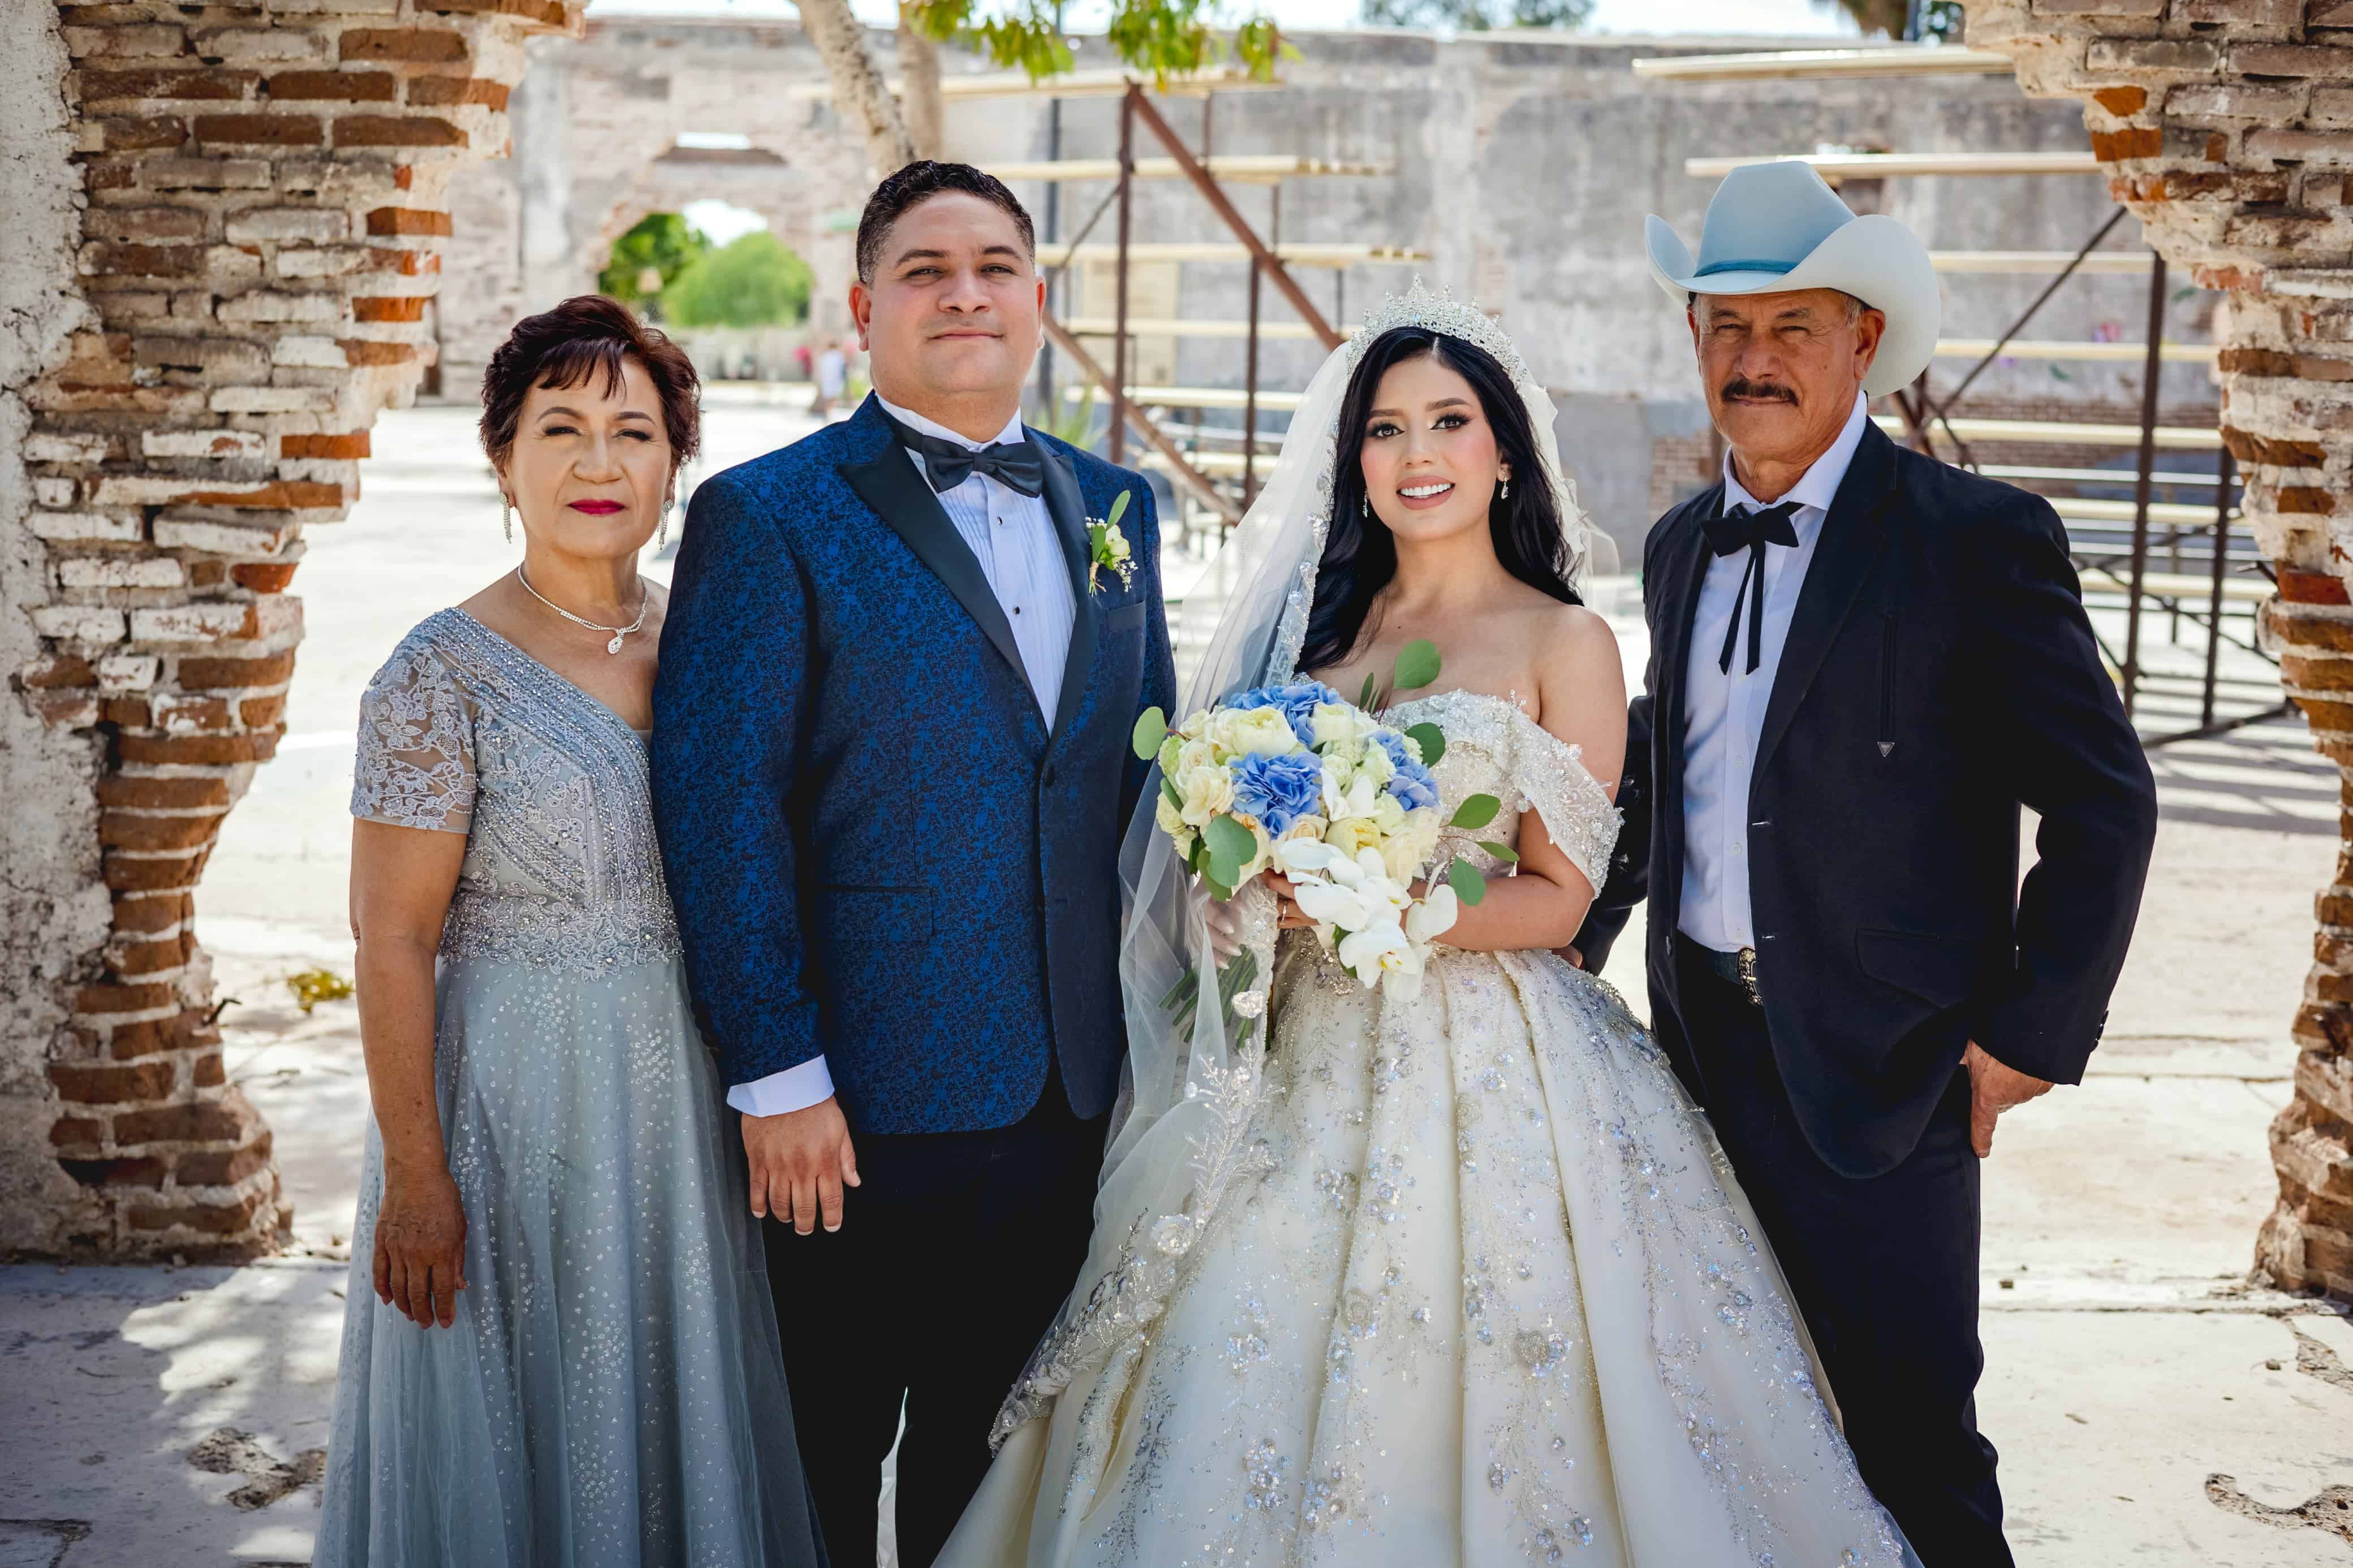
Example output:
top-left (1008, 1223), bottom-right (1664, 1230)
top-left (762, 1062), bottom-right (1106, 1568)
top-left (1674, 941), bottom-right (2013, 1568)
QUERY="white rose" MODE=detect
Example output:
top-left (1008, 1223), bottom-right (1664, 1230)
top-left (1380, 808), bottom-right (1442, 885)
top-left (1356, 737), bottom-right (1396, 787)
top-left (1310, 702), bottom-right (1373, 749)
top-left (1209, 705), bottom-right (1299, 759)
top-left (1370, 793), bottom-right (1408, 836)
top-left (1324, 815), bottom-right (1383, 859)
top-left (1176, 762), bottom-right (1234, 827)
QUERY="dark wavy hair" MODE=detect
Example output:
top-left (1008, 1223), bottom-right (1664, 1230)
top-left (856, 161), bottom-right (1036, 284)
top-left (478, 294), bottom-right (701, 474)
top-left (1297, 327), bottom-right (1579, 677)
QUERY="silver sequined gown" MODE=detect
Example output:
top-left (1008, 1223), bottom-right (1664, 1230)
top-left (314, 608), bottom-right (825, 1568)
top-left (947, 691), bottom-right (1908, 1568)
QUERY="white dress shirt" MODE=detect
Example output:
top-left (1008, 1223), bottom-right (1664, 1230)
top-left (1677, 392), bottom-right (1869, 954)
top-left (727, 394), bottom-right (1078, 1118)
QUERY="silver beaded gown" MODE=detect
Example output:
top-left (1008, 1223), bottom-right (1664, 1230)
top-left (314, 608), bottom-right (825, 1568)
top-left (945, 690), bottom-right (1910, 1568)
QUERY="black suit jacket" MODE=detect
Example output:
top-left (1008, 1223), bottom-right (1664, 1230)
top-left (1576, 424), bottom-right (2158, 1178)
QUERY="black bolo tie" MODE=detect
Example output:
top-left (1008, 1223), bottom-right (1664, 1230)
top-left (1700, 500), bottom-right (1801, 675)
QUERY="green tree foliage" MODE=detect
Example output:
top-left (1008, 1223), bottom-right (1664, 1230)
top-left (662, 232), bottom-right (816, 329)
top-left (1358, 0), bottom-right (1589, 27)
top-left (598, 213), bottom-right (709, 313)
top-left (906, 0), bottom-right (1289, 88)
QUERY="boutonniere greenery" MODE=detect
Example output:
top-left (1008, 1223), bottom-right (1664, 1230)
top-left (1087, 490), bottom-right (1136, 595)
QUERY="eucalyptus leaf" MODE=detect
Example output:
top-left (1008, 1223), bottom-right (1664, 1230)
top-left (1131, 705), bottom-right (1167, 761)
top-left (1406, 722), bottom-right (1446, 767)
top-left (1391, 638), bottom-right (1441, 695)
top-left (1449, 793), bottom-right (1502, 831)
top-left (1204, 813), bottom-right (1256, 889)
top-left (1358, 671), bottom-right (1379, 712)
top-left (1199, 872), bottom-right (1235, 903)
top-left (1446, 856), bottom-right (1486, 907)
top-left (1477, 840), bottom-right (1519, 864)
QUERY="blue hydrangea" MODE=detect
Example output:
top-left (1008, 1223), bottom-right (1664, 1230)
top-left (1229, 750), bottom-right (1327, 838)
top-left (1227, 680), bottom-right (1347, 748)
top-left (1386, 757), bottom-right (1441, 815)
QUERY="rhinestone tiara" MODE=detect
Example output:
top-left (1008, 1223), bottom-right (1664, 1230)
top-left (1346, 277), bottom-right (1534, 388)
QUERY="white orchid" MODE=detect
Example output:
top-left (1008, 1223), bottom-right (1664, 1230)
top-left (1406, 882), bottom-right (1460, 944)
top-left (1338, 918), bottom-right (1427, 1000)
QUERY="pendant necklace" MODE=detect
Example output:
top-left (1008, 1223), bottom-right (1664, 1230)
top-left (515, 564), bottom-right (647, 654)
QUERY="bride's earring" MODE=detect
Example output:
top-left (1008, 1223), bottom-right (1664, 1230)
top-left (502, 496), bottom-right (513, 543)
top-left (1360, 494), bottom-right (1369, 519)
top-left (1499, 474), bottom-right (1510, 501)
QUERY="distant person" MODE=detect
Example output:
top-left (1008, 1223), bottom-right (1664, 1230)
top-left (794, 340), bottom-right (813, 382)
top-left (651, 161), bottom-right (1175, 1568)
top-left (1572, 161), bottom-right (2160, 1563)
top-left (814, 339), bottom-right (848, 416)
top-left (316, 296), bottom-right (824, 1567)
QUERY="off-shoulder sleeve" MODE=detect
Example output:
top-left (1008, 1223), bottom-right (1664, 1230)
top-left (1512, 717), bottom-right (1622, 892)
top-left (351, 637), bottom-right (476, 833)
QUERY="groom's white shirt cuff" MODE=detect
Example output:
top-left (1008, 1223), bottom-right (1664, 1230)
top-left (727, 1056), bottom-right (836, 1117)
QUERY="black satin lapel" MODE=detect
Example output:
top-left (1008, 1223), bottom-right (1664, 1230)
top-left (1753, 423), bottom-right (1898, 775)
top-left (839, 445), bottom-right (1037, 718)
top-left (1036, 438), bottom-right (1101, 746)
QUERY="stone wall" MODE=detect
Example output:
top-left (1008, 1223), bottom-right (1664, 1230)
top-left (6, 0), bottom-right (581, 1257)
top-left (1968, 0), bottom-right (2353, 1303)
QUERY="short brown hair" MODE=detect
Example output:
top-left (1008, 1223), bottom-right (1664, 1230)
top-left (855, 161), bottom-right (1035, 285)
top-left (479, 295), bottom-right (701, 472)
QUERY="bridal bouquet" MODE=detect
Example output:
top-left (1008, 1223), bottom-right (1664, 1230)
top-left (1130, 641), bottom-right (1507, 1005)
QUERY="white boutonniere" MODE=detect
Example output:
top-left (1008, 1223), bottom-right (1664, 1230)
top-left (1087, 489), bottom-right (1136, 595)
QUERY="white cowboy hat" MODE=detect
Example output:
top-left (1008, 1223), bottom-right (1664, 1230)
top-left (1645, 160), bottom-right (1941, 397)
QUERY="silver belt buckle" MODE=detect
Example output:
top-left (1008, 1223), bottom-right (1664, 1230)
top-left (1736, 947), bottom-right (1762, 1008)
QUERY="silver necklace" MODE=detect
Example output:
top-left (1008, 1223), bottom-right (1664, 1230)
top-left (514, 564), bottom-right (647, 654)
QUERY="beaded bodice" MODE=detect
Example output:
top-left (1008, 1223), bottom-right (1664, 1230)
top-left (1381, 688), bottom-right (1621, 891)
top-left (351, 608), bottom-right (682, 974)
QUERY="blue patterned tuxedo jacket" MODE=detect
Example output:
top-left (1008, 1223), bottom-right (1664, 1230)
top-left (650, 394), bottom-right (1176, 1134)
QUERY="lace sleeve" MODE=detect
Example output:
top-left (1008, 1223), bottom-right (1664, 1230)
top-left (1512, 718), bottom-right (1621, 893)
top-left (351, 635), bottom-right (476, 833)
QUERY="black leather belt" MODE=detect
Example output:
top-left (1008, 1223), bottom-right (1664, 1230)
top-left (1690, 939), bottom-right (1763, 1007)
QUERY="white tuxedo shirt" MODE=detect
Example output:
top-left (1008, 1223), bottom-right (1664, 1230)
top-left (1677, 392), bottom-right (1869, 954)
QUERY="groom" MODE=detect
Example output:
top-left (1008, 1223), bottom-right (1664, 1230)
top-left (652, 162), bottom-right (1175, 1568)
top-left (1574, 162), bottom-right (2158, 1564)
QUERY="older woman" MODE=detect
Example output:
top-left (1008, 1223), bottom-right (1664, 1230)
top-left (315, 296), bottom-right (825, 1567)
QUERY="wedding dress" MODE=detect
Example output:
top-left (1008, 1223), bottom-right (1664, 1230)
top-left (940, 286), bottom-right (1910, 1568)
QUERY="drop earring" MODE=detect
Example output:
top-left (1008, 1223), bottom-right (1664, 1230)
top-left (658, 496), bottom-right (672, 551)
top-left (1360, 494), bottom-right (1369, 518)
top-left (1499, 476), bottom-right (1510, 500)
top-left (502, 496), bottom-right (513, 543)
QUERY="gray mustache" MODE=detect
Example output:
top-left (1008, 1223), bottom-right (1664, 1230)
top-left (1721, 378), bottom-right (1798, 404)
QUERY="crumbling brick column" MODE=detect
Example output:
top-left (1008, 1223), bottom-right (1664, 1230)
top-left (1967, 0), bottom-right (2353, 1302)
top-left (11, 0), bottom-right (579, 1258)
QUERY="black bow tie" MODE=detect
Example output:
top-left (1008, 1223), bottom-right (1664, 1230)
top-left (1701, 500), bottom-right (1802, 676)
top-left (889, 417), bottom-right (1045, 498)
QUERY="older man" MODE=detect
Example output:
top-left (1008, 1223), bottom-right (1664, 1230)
top-left (1574, 162), bottom-right (2158, 1563)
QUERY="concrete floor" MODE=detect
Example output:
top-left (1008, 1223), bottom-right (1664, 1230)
top-left (5, 390), bottom-right (2349, 1566)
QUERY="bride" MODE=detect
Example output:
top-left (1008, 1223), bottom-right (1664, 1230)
top-left (940, 288), bottom-right (1911, 1567)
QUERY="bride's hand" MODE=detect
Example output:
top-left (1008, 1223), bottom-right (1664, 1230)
top-left (1201, 872), bottom-right (1308, 960)
top-left (375, 1161), bottom-right (468, 1329)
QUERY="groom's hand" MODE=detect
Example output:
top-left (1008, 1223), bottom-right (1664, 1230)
top-left (1962, 1041), bottom-right (2053, 1158)
top-left (743, 1097), bottom-right (860, 1235)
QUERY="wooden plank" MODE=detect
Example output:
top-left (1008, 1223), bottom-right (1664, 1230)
top-left (1066, 384), bottom-right (1307, 412)
top-left (1038, 241), bottom-right (1428, 267)
top-left (1930, 251), bottom-right (2153, 274)
top-left (1936, 338), bottom-right (2218, 363)
top-left (1040, 316), bottom-right (1242, 523)
top-left (1632, 46), bottom-right (2014, 82)
top-left (2075, 567), bottom-right (2272, 604)
top-left (1060, 317), bottom-right (1341, 341)
top-left (988, 155), bottom-right (1387, 184)
top-left (1688, 151), bottom-right (2101, 180)
top-left (2047, 495), bottom-right (2235, 526)
top-left (1877, 414), bottom-right (2220, 450)
top-left (786, 66), bottom-right (1281, 103)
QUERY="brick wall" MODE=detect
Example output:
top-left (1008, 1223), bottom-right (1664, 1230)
top-left (1968, 0), bottom-right (2353, 1303)
top-left (10, 0), bottom-right (581, 1258)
